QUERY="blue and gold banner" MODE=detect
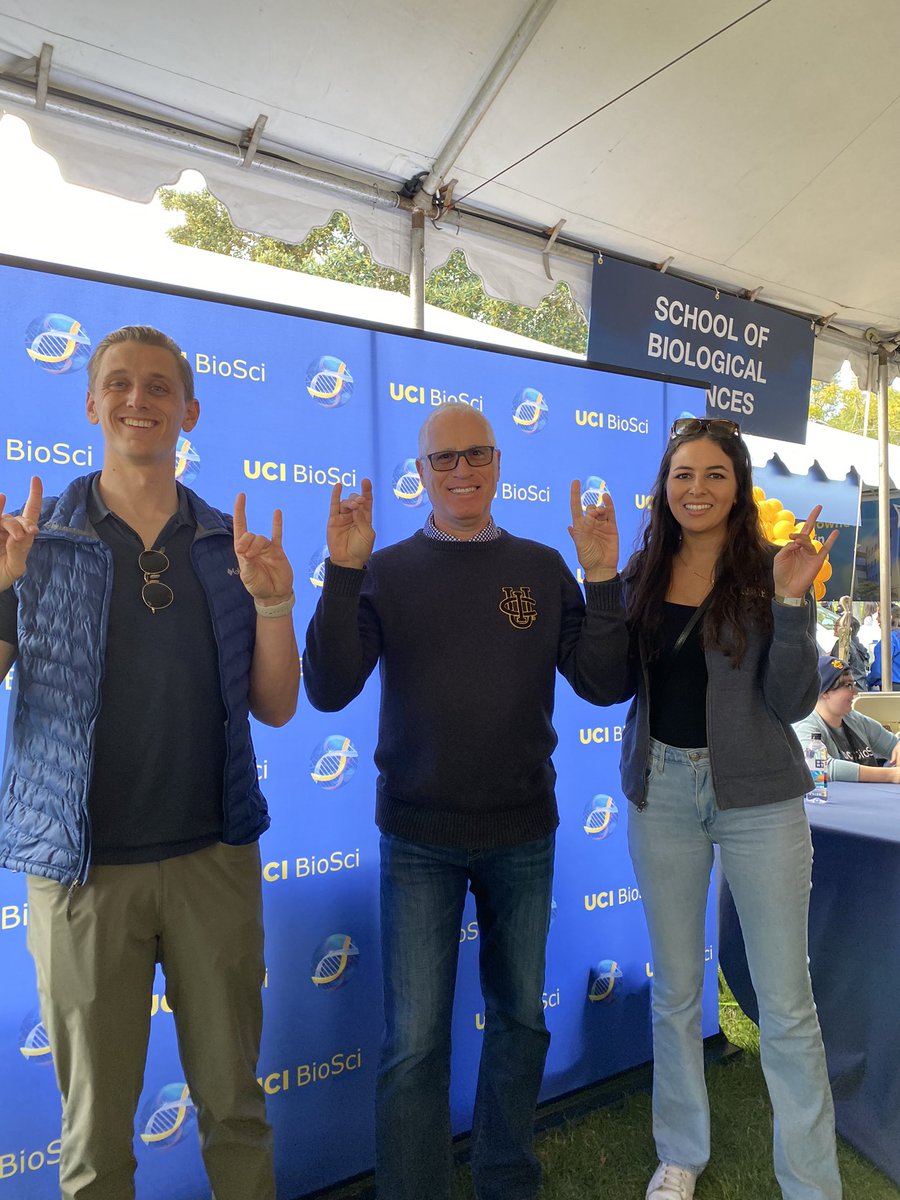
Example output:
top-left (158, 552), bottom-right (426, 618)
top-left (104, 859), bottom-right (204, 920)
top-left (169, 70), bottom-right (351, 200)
top-left (588, 256), bottom-right (814, 444)
top-left (0, 257), bottom-right (718, 1199)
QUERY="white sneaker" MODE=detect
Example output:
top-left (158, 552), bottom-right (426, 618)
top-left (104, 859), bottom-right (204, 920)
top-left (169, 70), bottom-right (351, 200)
top-left (645, 1162), bottom-right (697, 1200)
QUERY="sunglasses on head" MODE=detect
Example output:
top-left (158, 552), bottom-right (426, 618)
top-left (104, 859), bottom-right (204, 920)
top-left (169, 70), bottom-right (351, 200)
top-left (670, 418), bottom-right (741, 439)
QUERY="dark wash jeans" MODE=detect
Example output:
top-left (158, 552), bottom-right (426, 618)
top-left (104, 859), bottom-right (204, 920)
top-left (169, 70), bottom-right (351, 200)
top-left (375, 831), bottom-right (555, 1200)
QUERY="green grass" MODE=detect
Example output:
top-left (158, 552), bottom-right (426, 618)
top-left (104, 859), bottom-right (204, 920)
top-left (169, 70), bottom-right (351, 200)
top-left (451, 976), bottom-right (900, 1200)
top-left (323, 979), bottom-right (898, 1199)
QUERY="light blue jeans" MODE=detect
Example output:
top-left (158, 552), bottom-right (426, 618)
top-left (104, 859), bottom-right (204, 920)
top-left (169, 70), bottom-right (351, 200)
top-left (628, 739), bottom-right (841, 1200)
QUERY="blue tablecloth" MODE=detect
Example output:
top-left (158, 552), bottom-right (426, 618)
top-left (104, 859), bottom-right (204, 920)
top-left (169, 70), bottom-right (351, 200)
top-left (719, 782), bottom-right (900, 1185)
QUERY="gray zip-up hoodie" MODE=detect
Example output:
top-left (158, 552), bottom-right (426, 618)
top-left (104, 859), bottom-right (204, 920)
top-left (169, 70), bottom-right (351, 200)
top-left (596, 578), bottom-right (818, 810)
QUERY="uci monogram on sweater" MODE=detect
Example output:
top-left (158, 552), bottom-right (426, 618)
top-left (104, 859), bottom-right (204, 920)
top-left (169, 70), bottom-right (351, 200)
top-left (499, 586), bottom-right (537, 629)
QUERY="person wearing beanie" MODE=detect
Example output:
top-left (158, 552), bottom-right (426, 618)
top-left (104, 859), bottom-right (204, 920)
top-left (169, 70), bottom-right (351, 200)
top-left (793, 656), bottom-right (900, 782)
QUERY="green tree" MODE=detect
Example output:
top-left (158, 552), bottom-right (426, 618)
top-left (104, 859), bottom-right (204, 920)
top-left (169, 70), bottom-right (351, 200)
top-left (809, 379), bottom-right (900, 445)
top-left (158, 189), bottom-right (588, 353)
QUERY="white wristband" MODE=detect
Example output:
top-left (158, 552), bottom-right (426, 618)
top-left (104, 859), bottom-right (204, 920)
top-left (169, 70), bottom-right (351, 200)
top-left (254, 591), bottom-right (295, 618)
top-left (774, 594), bottom-right (805, 607)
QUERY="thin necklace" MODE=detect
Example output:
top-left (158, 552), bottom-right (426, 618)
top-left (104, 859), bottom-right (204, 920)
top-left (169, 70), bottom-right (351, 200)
top-left (677, 553), bottom-right (714, 584)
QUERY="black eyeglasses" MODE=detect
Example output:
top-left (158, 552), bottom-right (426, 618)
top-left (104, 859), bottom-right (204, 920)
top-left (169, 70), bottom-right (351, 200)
top-left (425, 445), bottom-right (496, 471)
top-left (139, 549), bottom-right (173, 614)
top-left (829, 677), bottom-right (857, 692)
top-left (670, 418), bottom-right (741, 439)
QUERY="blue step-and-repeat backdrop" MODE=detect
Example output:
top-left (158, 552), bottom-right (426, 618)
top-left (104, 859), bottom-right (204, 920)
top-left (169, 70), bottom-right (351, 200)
top-left (0, 256), bottom-right (719, 1199)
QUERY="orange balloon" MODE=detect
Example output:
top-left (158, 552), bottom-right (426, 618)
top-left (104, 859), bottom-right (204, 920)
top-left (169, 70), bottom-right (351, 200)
top-left (817, 560), bottom-right (833, 582)
top-left (814, 580), bottom-right (826, 601)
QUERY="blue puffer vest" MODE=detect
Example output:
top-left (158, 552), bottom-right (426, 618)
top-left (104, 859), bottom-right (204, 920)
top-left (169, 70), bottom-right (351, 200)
top-left (0, 474), bottom-right (269, 886)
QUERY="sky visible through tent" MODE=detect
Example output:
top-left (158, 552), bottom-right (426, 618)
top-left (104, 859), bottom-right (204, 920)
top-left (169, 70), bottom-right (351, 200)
top-left (0, 115), bottom-right (205, 278)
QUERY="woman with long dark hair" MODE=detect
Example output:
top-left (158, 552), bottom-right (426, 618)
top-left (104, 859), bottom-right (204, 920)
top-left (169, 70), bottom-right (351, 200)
top-left (591, 417), bottom-right (842, 1200)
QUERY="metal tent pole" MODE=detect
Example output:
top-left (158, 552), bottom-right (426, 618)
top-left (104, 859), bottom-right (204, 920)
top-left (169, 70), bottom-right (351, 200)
top-left (877, 347), bottom-right (893, 690)
top-left (410, 209), bottom-right (426, 331)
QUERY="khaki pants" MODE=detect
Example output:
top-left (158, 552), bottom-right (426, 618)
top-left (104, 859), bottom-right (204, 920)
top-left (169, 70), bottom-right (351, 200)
top-left (27, 841), bottom-right (275, 1200)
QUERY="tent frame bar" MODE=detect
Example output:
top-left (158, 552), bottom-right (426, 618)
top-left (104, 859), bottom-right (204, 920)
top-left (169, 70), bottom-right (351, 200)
top-left (2, 64), bottom-right (900, 373)
top-left (420, 0), bottom-right (559, 196)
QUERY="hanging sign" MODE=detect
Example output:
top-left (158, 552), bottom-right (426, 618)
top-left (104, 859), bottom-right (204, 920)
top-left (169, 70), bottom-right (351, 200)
top-left (588, 256), bottom-right (814, 443)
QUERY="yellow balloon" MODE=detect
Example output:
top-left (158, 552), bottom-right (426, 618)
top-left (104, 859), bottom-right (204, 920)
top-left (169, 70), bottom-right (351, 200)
top-left (814, 580), bottom-right (826, 601)
top-left (817, 560), bottom-right (833, 582)
top-left (792, 521), bottom-right (806, 533)
top-left (775, 509), bottom-right (796, 526)
top-left (811, 539), bottom-right (823, 552)
top-left (773, 520), bottom-right (795, 539)
top-left (752, 486), bottom-right (766, 502)
top-left (764, 498), bottom-right (783, 516)
top-left (773, 538), bottom-right (790, 546)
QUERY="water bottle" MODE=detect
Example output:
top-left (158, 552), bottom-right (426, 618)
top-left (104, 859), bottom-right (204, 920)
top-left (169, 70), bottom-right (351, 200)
top-left (804, 733), bottom-right (828, 804)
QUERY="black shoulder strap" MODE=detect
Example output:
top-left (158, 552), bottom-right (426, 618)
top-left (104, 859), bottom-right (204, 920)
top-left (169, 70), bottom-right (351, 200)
top-left (671, 592), bottom-right (714, 659)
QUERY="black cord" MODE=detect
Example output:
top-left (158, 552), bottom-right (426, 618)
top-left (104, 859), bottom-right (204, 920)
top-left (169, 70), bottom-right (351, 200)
top-left (454, 0), bottom-right (775, 206)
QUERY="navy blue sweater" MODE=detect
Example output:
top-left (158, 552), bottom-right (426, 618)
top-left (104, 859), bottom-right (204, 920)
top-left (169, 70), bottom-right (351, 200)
top-left (303, 531), bottom-right (626, 848)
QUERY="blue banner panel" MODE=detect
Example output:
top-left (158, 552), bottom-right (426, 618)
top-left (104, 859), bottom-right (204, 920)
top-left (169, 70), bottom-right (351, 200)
top-left (0, 256), bottom-right (718, 1199)
top-left (753, 462), bottom-right (860, 527)
top-left (588, 257), bottom-right (814, 444)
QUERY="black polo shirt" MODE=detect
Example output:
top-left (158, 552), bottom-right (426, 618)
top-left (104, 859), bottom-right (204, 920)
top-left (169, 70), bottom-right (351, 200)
top-left (0, 479), bottom-right (228, 864)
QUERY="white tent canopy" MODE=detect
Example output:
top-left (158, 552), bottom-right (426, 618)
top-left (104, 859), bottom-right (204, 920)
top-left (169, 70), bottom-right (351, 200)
top-left (2, 0), bottom-right (900, 383)
top-left (745, 422), bottom-right (900, 491)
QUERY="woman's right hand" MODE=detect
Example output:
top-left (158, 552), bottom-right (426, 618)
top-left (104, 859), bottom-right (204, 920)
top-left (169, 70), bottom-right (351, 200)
top-left (0, 476), bottom-right (42, 592)
top-left (327, 478), bottom-right (375, 570)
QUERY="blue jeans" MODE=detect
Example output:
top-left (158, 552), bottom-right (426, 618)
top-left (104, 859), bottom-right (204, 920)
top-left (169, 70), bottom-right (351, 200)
top-left (628, 740), bottom-right (841, 1200)
top-left (375, 831), bottom-right (554, 1200)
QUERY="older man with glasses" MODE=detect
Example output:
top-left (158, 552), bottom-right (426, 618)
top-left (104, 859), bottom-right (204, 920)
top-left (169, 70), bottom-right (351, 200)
top-left (303, 402), bottom-right (626, 1200)
top-left (793, 655), bottom-right (900, 782)
top-left (0, 325), bottom-right (299, 1200)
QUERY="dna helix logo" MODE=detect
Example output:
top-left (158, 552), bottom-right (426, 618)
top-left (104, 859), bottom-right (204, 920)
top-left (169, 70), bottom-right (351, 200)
top-left (18, 1008), bottom-right (52, 1065)
top-left (582, 795), bottom-right (619, 841)
top-left (392, 458), bottom-right (425, 508)
top-left (511, 387), bottom-right (549, 434)
top-left (139, 1083), bottom-right (196, 1149)
top-left (308, 545), bottom-right (328, 589)
top-left (580, 476), bottom-right (608, 512)
top-left (24, 314), bottom-right (92, 375)
top-left (310, 933), bottom-right (360, 991)
top-left (587, 959), bottom-right (624, 1003)
top-left (306, 356), bottom-right (354, 408)
top-left (309, 735), bottom-right (359, 790)
top-left (174, 435), bottom-right (201, 486)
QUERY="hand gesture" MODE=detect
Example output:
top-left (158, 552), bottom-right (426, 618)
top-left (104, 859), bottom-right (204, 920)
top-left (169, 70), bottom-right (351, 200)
top-left (327, 479), bottom-right (375, 570)
top-left (233, 493), bottom-right (294, 603)
top-left (0, 476), bottom-right (43, 592)
top-left (772, 505), bottom-right (839, 598)
top-left (568, 479), bottom-right (619, 582)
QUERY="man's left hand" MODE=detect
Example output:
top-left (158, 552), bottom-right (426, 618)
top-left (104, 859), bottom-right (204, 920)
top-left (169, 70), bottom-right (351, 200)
top-left (568, 479), bottom-right (619, 582)
top-left (233, 493), bottom-right (294, 603)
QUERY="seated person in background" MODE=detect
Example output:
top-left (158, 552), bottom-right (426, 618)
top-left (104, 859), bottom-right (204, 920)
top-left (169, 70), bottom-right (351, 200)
top-left (793, 656), bottom-right (900, 782)
top-left (866, 604), bottom-right (900, 689)
top-left (830, 614), bottom-right (869, 691)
